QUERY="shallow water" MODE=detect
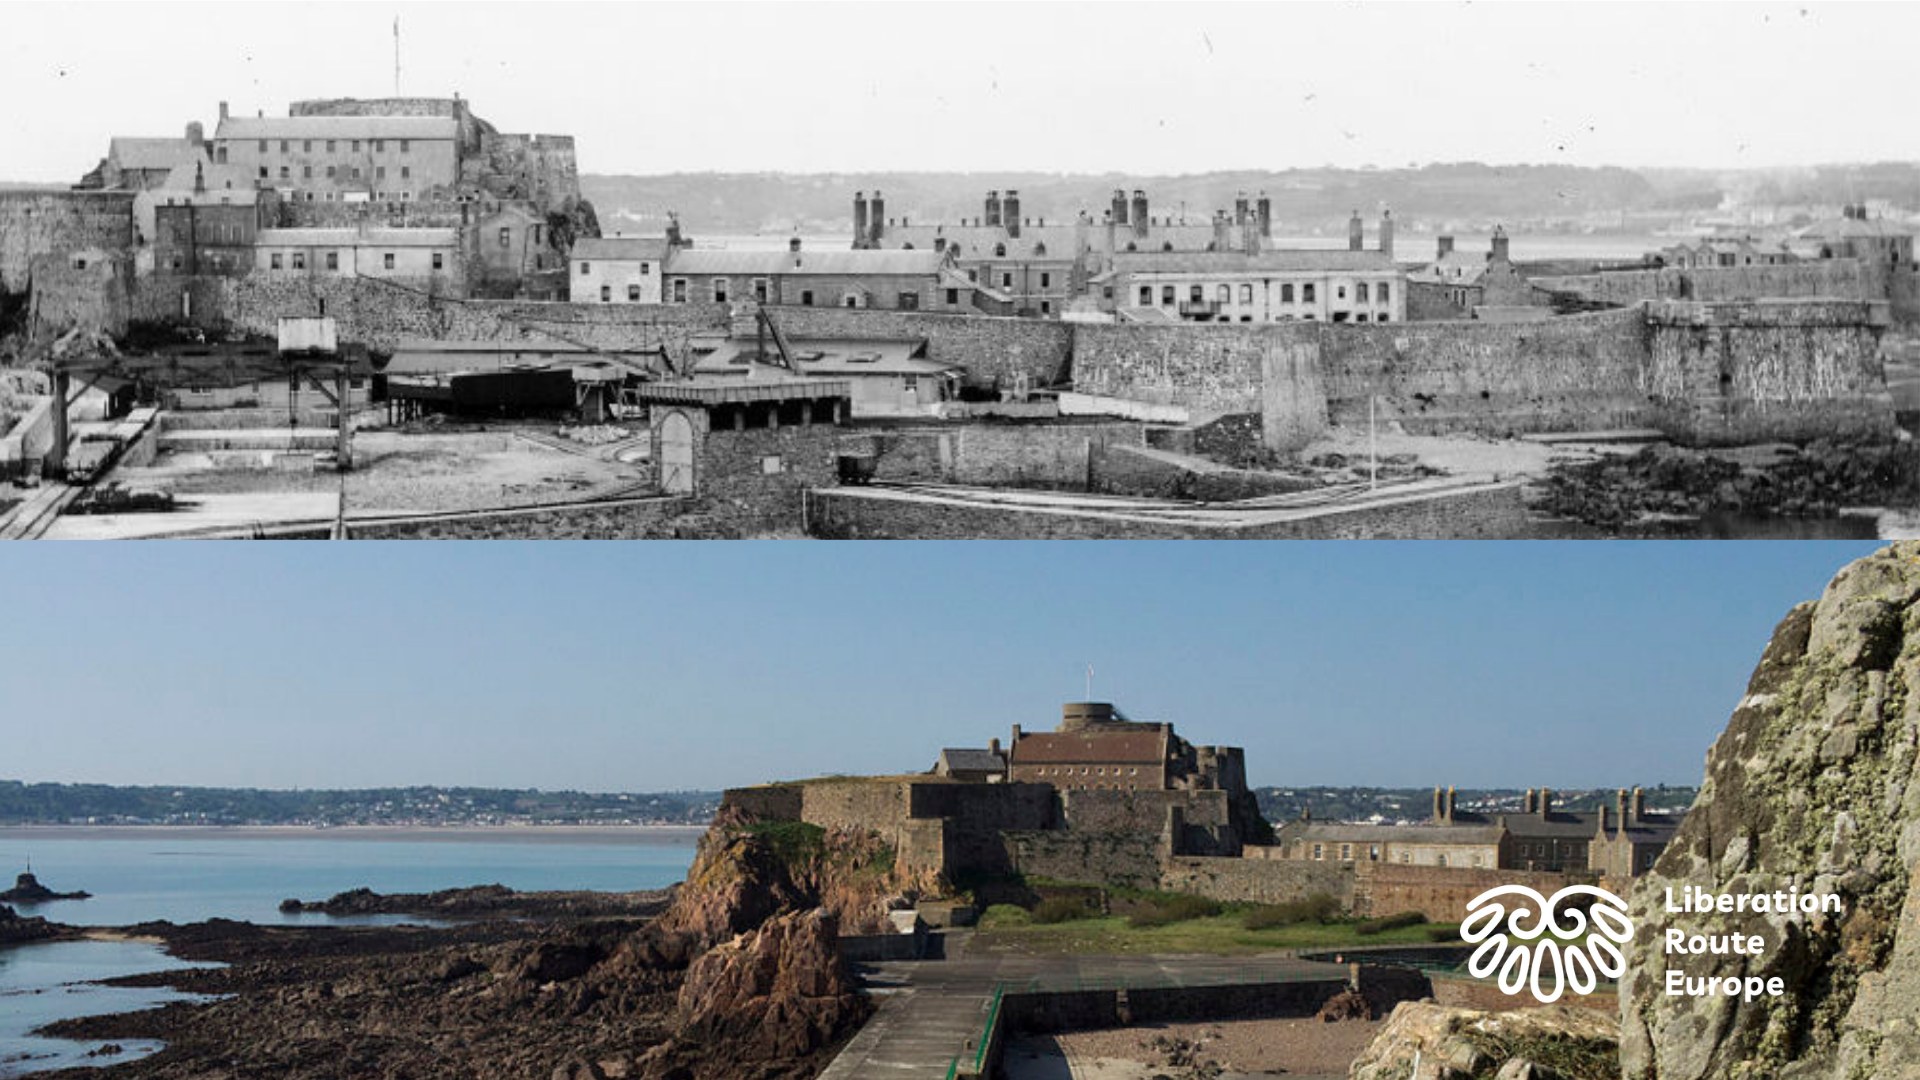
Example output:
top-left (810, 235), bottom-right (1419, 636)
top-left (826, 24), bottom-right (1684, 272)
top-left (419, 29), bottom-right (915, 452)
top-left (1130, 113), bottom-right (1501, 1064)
top-left (0, 939), bottom-right (222, 1076)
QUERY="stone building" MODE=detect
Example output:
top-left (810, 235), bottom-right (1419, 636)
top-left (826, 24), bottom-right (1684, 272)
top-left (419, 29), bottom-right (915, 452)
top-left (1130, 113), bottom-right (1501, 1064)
top-left (661, 242), bottom-right (977, 312)
top-left (859, 188), bottom-right (1281, 317)
top-left (1795, 204), bottom-right (1916, 270)
top-left (212, 105), bottom-right (460, 203)
top-left (76, 129), bottom-right (208, 192)
top-left (933, 743), bottom-right (1008, 782)
top-left (1005, 702), bottom-right (1249, 795)
top-left (149, 162), bottom-right (280, 277)
top-left (1097, 248), bottom-right (1406, 324)
top-left (1271, 819), bottom-right (1505, 869)
top-left (250, 226), bottom-right (466, 292)
top-left (570, 236), bottom-right (671, 304)
top-left (1405, 228), bottom-right (1540, 319)
top-left (1656, 235), bottom-right (1797, 270)
top-left (1588, 787), bottom-right (1685, 878)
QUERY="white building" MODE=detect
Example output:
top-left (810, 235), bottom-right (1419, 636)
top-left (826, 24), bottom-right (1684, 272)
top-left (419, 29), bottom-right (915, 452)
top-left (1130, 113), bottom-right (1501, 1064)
top-left (570, 236), bottom-right (671, 304)
top-left (1099, 250), bottom-right (1406, 324)
top-left (252, 226), bottom-right (464, 285)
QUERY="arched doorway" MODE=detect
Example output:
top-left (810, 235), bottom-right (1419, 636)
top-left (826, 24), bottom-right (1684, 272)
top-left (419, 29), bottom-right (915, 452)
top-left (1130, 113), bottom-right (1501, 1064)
top-left (659, 411), bottom-right (695, 494)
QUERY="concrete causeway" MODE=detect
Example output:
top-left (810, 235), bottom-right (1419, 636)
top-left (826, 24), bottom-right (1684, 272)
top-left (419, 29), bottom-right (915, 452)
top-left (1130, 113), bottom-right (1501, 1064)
top-left (819, 933), bottom-right (1347, 1079)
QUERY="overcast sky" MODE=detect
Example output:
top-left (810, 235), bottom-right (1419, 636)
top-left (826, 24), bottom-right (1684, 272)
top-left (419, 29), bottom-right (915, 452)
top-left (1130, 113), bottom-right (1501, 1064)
top-left (0, 542), bottom-right (1878, 792)
top-left (2, 1), bottom-right (1916, 183)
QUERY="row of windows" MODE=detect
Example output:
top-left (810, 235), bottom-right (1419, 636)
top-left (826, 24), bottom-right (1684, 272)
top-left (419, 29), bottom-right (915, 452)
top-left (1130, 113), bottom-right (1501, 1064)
top-left (1305, 842), bottom-right (1486, 868)
top-left (665, 278), bottom-right (920, 310)
top-left (240, 138), bottom-right (416, 154)
top-left (264, 250), bottom-right (447, 272)
top-left (963, 268), bottom-right (1055, 291)
top-left (578, 261), bottom-right (652, 275)
top-left (1141, 281), bottom-right (1394, 307)
top-left (259, 164), bottom-right (414, 183)
top-left (1031, 766), bottom-right (1141, 778)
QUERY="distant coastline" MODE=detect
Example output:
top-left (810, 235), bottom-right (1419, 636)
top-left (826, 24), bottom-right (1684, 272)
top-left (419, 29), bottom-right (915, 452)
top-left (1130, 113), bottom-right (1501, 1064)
top-left (0, 824), bottom-right (708, 845)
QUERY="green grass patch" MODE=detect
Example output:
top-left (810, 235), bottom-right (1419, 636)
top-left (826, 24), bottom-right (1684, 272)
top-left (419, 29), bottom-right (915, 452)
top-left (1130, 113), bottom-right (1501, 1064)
top-left (741, 820), bottom-right (826, 865)
top-left (979, 903), bottom-right (1033, 928)
top-left (975, 913), bottom-right (1461, 956)
top-left (1032, 896), bottom-right (1101, 924)
top-left (1460, 1030), bottom-right (1619, 1080)
top-left (1240, 893), bottom-right (1341, 930)
top-left (1356, 910), bottom-right (1427, 935)
top-left (1127, 893), bottom-right (1224, 928)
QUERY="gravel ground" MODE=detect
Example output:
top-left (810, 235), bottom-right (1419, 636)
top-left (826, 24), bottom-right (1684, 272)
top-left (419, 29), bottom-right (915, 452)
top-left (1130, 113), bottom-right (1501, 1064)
top-left (1005, 1016), bottom-right (1383, 1079)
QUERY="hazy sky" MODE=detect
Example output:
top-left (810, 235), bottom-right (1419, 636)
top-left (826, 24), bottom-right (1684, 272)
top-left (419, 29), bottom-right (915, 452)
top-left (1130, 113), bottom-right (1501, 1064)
top-left (0, 542), bottom-right (1879, 792)
top-left (2, 1), bottom-right (1916, 184)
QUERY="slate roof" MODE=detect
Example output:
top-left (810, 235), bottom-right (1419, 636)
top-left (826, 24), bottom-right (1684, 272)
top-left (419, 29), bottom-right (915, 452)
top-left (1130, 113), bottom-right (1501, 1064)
top-left (1284, 822), bottom-right (1507, 845)
top-left (215, 115), bottom-right (459, 141)
top-left (256, 227), bottom-right (460, 247)
top-left (1407, 250), bottom-right (1491, 285)
top-left (938, 748), bottom-right (1008, 773)
top-left (573, 236), bottom-right (671, 262)
top-left (1011, 730), bottom-right (1166, 765)
top-left (1110, 249), bottom-right (1398, 275)
top-left (110, 137), bottom-right (205, 171)
top-left (664, 248), bottom-right (948, 277)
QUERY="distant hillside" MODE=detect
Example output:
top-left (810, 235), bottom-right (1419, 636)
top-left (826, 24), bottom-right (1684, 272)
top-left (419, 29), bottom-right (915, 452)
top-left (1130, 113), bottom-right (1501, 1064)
top-left (0, 780), bottom-right (720, 826)
top-left (580, 162), bottom-right (1920, 238)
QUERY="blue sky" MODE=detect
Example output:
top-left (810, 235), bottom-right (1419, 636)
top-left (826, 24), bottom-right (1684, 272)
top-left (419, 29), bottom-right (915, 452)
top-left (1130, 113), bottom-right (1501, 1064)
top-left (0, 542), bottom-right (1879, 793)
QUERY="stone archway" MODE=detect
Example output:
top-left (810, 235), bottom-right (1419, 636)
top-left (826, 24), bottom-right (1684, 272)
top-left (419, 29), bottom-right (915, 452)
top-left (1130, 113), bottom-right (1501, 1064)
top-left (659, 410), bottom-right (695, 494)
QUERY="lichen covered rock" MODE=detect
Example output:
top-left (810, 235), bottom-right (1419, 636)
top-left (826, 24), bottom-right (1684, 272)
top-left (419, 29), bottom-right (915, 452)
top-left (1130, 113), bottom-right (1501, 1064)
top-left (1620, 540), bottom-right (1920, 1079)
top-left (1347, 1000), bottom-right (1619, 1080)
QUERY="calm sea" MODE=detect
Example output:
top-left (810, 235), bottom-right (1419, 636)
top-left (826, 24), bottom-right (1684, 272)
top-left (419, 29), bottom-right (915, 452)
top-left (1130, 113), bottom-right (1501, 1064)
top-left (0, 829), bottom-right (700, 1076)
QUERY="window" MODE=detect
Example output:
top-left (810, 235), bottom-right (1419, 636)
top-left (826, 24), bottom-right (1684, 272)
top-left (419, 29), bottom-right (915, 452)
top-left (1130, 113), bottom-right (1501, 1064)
top-left (215, 145), bottom-right (227, 163)
top-left (946, 288), bottom-right (959, 306)
top-left (326, 140), bottom-right (336, 152)
top-left (257, 139), bottom-right (268, 152)
top-left (270, 253), bottom-right (283, 270)
top-left (1303, 283), bottom-right (1316, 303)
top-left (431, 253), bottom-right (444, 271)
top-left (401, 166), bottom-right (410, 180)
top-left (400, 139), bottom-right (410, 153)
top-left (376, 166), bottom-right (387, 180)
top-left (302, 139), bottom-right (312, 152)
top-left (601, 285), bottom-right (612, 302)
top-left (1339, 844), bottom-right (1353, 860)
top-left (1312, 844), bottom-right (1324, 860)
top-left (326, 165), bottom-right (336, 179)
top-left (639, 262), bottom-right (651, 275)
top-left (1240, 284), bottom-right (1253, 304)
top-left (1357, 282), bottom-right (1370, 303)
top-left (1368, 844), bottom-right (1381, 861)
top-left (302, 165), bottom-right (312, 179)
top-left (1139, 286), bottom-right (1153, 306)
top-left (498, 227), bottom-right (512, 249)
top-left (1000, 272), bottom-right (1012, 289)
top-left (1160, 285), bottom-right (1175, 306)
top-left (1437, 854), bottom-right (1449, 867)
top-left (1215, 284), bottom-right (1230, 303)
top-left (1039, 271), bottom-right (1051, 289)
top-left (291, 251), bottom-right (305, 270)
top-left (325, 252), bottom-right (339, 271)
top-left (258, 166), bottom-right (269, 179)
top-left (1281, 283), bottom-right (1295, 303)
top-left (383, 253), bottom-right (396, 270)
top-left (900, 291), bottom-right (919, 310)
top-left (1337, 285), bottom-right (1347, 300)
top-left (801, 289), bottom-right (814, 306)
top-left (627, 284), bottom-right (641, 302)
top-left (1377, 283), bottom-right (1390, 303)
top-left (351, 167), bottom-right (362, 180)
top-left (372, 139), bottom-right (384, 152)
top-left (712, 278), bottom-right (729, 303)
top-left (994, 242), bottom-right (1006, 256)
top-left (673, 279), bottom-right (688, 303)
top-left (279, 140), bottom-right (289, 153)
top-left (1040, 301), bottom-right (1051, 314)
top-left (753, 278), bottom-right (769, 303)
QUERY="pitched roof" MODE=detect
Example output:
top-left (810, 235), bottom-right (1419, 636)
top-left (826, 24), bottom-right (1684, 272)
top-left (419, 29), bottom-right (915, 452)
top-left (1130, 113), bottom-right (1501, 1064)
top-left (215, 115), bottom-right (459, 141)
top-left (573, 236), bottom-right (671, 262)
top-left (1010, 729), bottom-right (1165, 765)
top-left (152, 161), bottom-right (263, 202)
top-left (938, 748), bottom-right (1007, 773)
top-left (1110, 249), bottom-right (1398, 275)
top-left (1284, 822), bottom-right (1506, 845)
top-left (1407, 250), bottom-right (1490, 285)
top-left (692, 337), bottom-right (952, 378)
top-left (110, 137), bottom-right (205, 171)
top-left (665, 248), bottom-right (947, 277)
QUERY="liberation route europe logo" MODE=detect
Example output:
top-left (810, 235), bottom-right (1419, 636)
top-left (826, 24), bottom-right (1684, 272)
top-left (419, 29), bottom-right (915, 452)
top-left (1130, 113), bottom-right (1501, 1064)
top-left (1460, 884), bottom-right (1632, 1003)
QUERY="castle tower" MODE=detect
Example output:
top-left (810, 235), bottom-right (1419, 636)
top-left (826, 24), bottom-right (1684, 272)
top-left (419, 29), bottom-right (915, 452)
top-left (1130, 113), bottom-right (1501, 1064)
top-left (1348, 210), bottom-right (1364, 252)
top-left (1004, 189), bottom-right (1021, 239)
top-left (853, 192), bottom-right (869, 250)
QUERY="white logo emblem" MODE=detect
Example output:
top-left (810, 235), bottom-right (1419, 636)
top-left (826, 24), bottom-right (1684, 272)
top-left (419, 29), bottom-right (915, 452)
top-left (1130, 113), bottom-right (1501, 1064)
top-left (1459, 884), bottom-right (1633, 1003)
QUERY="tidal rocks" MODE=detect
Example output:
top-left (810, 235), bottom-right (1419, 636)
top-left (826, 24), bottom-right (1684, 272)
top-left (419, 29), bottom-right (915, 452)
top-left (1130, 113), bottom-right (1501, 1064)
top-left (1347, 1001), bottom-right (1619, 1080)
top-left (0, 901), bottom-right (75, 944)
top-left (671, 909), bottom-right (867, 1061)
top-left (1620, 541), bottom-right (1920, 1079)
top-left (276, 883), bottom-right (672, 919)
top-left (0, 870), bottom-right (90, 903)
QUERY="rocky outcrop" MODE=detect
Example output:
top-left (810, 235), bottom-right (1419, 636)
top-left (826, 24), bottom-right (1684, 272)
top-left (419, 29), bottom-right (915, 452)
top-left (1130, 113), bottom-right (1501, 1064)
top-left (276, 884), bottom-right (670, 920)
top-left (0, 870), bottom-right (90, 903)
top-left (1620, 541), bottom-right (1920, 1079)
top-left (1348, 1001), bottom-right (1619, 1080)
top-left (0, 901), bottom-right (75, 944)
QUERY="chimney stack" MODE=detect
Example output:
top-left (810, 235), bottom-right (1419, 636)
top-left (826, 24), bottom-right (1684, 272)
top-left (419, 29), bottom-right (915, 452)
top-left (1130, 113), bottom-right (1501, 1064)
top-left (1378, 209), bottom-right (1394, 259)
top-left (1005, 189), bottom-right (1021, 239)
top-left (218, 101), bottom-right (229, 122)
top-left (789, 236), bottom-right (802, 253)
top-left (1131, 190), bottom-right (1150, 239)
top-left (1433, 786), bottom-right (1446, 824)
top-left (1256, 191), bottom-right (1272, 239)
top-left (1438, 235), bottom-right (1455, 260)
top-left (1538, 787), bottom-right (1553, 818)
top-left (989, 737), bottom-right (1001, 755)
top-left (1523, 787), bottom-right (1536, 814)
top-left (868, 190), bottom-right (885, 246)
top-left (1348, 210), bottom-right (1364, 252)
top-left (1234, 191), bottom-right (1250, 226)
top-left (1446, 786), bottom-right (1457, 823)
top-left (1632, 786), bottom-right (1646, 824)
top-left (1111, 188), bottom-right (1129, 226)
top-left (985, 190), bottom-right (1002, 229)
top-left (853, 191), bottom-right (869, 249)
top-left (1490, 225), bottom-right (1511, 264)
top-left (1617, 788), bottom-right (1630, 828)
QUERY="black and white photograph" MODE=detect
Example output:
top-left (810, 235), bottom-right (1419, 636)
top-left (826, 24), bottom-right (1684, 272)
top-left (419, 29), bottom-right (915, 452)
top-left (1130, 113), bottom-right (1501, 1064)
top-left (3, 5), bottom-right (1920, 1080)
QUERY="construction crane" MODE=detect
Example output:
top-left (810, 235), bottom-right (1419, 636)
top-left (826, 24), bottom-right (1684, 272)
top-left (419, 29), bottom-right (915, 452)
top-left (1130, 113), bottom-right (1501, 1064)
top-left (753, 301), bottom-right (800, 376)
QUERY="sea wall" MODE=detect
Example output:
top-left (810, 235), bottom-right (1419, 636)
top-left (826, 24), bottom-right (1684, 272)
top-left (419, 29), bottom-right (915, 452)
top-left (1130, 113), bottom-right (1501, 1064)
top-left (1642, 299), bottom-right (1895, 444)
top-left (843, 421), bottom-right (1145, 489)
top-left (1532, 261), bottom-right (1877, 306)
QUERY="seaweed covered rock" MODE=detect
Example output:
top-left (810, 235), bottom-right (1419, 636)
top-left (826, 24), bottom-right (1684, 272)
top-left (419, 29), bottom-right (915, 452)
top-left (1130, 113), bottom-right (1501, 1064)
top-left (1347, 1001), bottom-right (1619, 1080)
top-left (1620, 541), bottom-right (1920, 1079)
